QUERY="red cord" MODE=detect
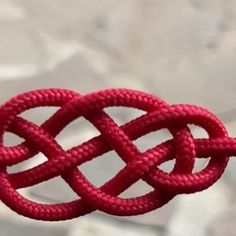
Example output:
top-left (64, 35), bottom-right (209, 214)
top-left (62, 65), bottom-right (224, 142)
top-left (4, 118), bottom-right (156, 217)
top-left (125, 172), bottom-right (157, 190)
top-left (0, 88), bottom-right (233, 221)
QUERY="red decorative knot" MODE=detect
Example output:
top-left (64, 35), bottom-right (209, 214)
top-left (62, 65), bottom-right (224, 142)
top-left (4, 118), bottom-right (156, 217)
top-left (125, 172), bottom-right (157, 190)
top-left (0, 88), bottom-right (234, 221)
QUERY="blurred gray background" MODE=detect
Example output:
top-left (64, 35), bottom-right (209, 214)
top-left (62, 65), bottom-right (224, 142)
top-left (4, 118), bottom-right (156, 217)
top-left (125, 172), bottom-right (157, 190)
top-left (0, 0), bottom-right (236, 235)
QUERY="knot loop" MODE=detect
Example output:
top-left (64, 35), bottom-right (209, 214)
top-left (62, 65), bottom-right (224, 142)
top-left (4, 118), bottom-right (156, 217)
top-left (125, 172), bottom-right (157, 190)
top-left (0, 88), bottom-right (233, 221)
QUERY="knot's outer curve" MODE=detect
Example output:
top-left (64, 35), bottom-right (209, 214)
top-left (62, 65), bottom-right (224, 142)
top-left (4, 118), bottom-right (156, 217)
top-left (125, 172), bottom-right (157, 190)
top-left (0, 88), bottom-right (233, 221)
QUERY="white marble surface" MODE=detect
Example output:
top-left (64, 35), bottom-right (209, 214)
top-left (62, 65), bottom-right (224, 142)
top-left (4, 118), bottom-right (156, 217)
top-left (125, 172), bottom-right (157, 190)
top-left (1, 0), bottom-right (236, 235)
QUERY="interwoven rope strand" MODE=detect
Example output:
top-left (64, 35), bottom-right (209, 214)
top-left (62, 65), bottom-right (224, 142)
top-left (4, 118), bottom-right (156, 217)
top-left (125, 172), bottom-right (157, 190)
top-left (0, 88), bottom-right (233, 221)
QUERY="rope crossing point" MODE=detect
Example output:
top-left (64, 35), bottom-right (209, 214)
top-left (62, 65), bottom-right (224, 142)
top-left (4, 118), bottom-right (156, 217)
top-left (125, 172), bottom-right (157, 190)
top-left (0, 88), bottom-right (234, 221)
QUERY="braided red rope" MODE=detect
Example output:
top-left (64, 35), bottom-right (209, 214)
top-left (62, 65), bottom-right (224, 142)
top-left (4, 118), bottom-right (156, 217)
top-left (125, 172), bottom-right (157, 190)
top-left (0, 88), bottom-right (233, 221)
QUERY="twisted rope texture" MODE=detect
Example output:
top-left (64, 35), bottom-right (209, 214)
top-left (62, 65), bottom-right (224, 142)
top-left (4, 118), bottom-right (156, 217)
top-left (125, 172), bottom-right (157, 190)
top-left (0, 88), bottom-right (234, 221)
